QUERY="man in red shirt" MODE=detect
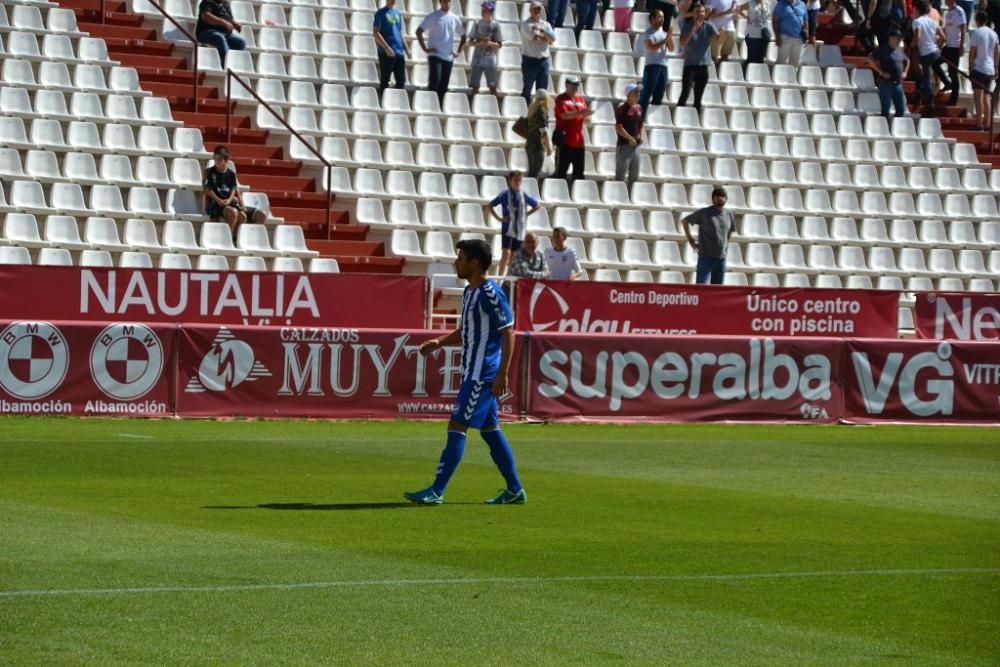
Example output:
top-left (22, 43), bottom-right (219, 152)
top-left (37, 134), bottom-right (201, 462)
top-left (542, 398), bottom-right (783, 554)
top-left (554, 77), bottom-right (593, 184)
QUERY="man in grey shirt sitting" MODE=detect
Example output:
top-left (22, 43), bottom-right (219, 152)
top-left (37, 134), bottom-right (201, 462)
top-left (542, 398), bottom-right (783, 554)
top-left (682, 186), bottom-right (736, 285)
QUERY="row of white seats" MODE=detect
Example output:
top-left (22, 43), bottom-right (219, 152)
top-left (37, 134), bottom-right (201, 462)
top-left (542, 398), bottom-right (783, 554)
top-left (2, 61), bottom-right (145, 96)
top-left (1, 31), bottom-right (114, 65)
top-left (580, 268), bottom-right (997, 293)
top-left (0, 246), bottom-right (338, 272)
top-left (2, 215), bottom-right (316, 257)
top-left (0, 3), bottom-right (79, 34)
top-left (0, 180), bottom-right (204, 219)
top-left (356, 197), bottom-right (1000, 249)
top-left (0, 149), bottom-right (208, 189)
top-left (0, 117), bottom-right (210, 158)
top-left (0, 86), bottom-right (178, 127)
top-left (390, 228), bottom-right (1000, 278)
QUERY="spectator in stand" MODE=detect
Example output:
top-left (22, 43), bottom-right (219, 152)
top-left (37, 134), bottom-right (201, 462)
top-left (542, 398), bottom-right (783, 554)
top-left (507, 233), bottom-right (550, 278)
top-left (864, 0), bottom-right (892, 50)
top-left (639, 10), bottom-right (674, 111)
top-left (549, 0), bottom-right (570, 28)
top-left (204, 146), bottom-right (265, 235)
top-left (956, 0), bottom-right (974, 33)
top-left (615, 83), bottom-right (646, 186)
top-left (196, 0), bottom-right (246, 62)
top-left (525, 90), bottom-right (554, 178)
top-left (373, 0), bottom-right (410, 95)
top-left (912, 0), bottom-right (951, 114)
top-left (485, 171), bottom-right (543, 276)
top-left (706, 0), bottom-right (738, 62)
top-left (773, 0), bottom-right (807, 65)
top-left (741, 0), bottom-right (773, 64)
top-left (969, 11), bottom-right (1000, 130)
top-left (554, 77), bottom-right (593, 184)
top-left (677, 4), bottom-right (719, 112)
top-left (681, 186), bottom-right (736, 285)
top-left (521, 2), bottom-right (556, 104)
top-left (576, 0), bottom-right (601, 37)
top-left (416, 0), bottom-right (467, 104)
top-left (941, 0), bottom-right (966, 106)
top-left (544, 227), bottom-right (584, 280)
top-left (649, 0), bottom-right (680, 33)
top-left (868, 28), bottom-right (910, 117)
top-left (613, 0), bottom-right (635, 32)
top-left (806, 0), bottom-right (821, 43)
top-left (468, 1), bottom-right (503, 98)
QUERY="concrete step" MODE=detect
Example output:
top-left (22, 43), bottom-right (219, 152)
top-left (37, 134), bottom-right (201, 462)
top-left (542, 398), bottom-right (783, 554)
top-left (238, 174), bottom-right (316, 192)
top-left (307, 240), bottom-right (385, 257)
top-left (77, 21), bottom-right (156, 40)
top-left (322, 256), bottom-right (406, 273)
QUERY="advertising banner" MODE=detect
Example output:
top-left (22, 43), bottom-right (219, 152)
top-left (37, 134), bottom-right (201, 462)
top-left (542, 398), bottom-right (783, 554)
top-left (514, 280), bottom-right (899, 338)
top-left (523, 333), bottom-right (844, 422)
top-left (175, 324), bottom-right (522, 419)
top-left (913, 292), bottom-right (1000, 341)
top-left (0, 320), bottom-right (175, 416)
top-left (843, 338), bottom-right (1000, 423)
top-left (0, 266), bottom-right (427, 328)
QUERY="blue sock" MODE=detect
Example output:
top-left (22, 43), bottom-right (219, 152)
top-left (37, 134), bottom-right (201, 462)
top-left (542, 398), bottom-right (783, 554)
top-left (481, 429), bottom-right (522, 493)
top-left (432, 430), bottom-right (467, 495)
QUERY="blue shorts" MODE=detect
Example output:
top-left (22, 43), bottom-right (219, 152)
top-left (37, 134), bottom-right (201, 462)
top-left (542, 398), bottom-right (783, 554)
top-left (451, 378), bottom-right (499, 430)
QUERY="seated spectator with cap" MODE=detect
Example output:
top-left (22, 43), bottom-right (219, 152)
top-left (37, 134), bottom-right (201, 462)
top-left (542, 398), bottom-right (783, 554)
top-left (507, 232), bottom-right (550, 278)
top-left (544, 227), bottom-right (583, 281)
top-left (203, 146), bottom-right (266, 235)
top-left (615, 83), bottom-right (645, 186)
top-left (196, 0), bottom-right (246, 61)
top-left (485, 171), bottom-right (543, 276)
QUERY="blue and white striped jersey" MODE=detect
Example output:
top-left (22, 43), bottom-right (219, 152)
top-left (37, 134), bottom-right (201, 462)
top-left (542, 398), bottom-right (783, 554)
top-left (460, 279), bottom-right (514, 383)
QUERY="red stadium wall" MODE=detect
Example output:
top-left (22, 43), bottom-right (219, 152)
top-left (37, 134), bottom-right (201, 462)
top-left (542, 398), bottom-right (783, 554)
top-left (1, 320), bottom-right (998, 424)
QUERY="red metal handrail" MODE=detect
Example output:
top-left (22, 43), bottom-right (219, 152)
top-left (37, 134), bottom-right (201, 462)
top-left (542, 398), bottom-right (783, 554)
top-left (225, 69), bottom-right (334, 230)
top-left (100, 0), bottom-right (200, 112)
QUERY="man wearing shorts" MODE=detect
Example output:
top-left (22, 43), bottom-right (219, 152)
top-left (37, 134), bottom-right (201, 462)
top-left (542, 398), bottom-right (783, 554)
top-left (467, 1), bottom-right (503, 97)
top-left (484, 171), bottom-right (543, 276)
top-left (203, 146), bottom-right (266, 235)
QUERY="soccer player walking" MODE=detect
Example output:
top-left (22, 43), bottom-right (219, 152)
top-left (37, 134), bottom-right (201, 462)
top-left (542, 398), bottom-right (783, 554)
top-left (405, 239), bottom-right (526, 505)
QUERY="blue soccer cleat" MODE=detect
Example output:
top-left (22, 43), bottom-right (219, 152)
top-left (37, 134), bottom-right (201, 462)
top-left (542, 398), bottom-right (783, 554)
top-left (484, 488), bottom-right (527, 505)
top-left (404, 486), bottom-right (444, 505)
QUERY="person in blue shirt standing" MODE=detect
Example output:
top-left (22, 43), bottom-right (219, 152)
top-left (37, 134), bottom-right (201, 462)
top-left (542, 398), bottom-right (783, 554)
top-left (405, 239), bottom-right (526, 506)
top-left (484, 170), bottom-right (543, 276)
top-left (373, 0), bottom-right (410, 95)
top-left (772, 0), bottom-right (806, 66)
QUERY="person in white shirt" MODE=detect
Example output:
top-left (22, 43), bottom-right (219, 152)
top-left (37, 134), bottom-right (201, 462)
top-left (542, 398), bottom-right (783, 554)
top-left (969, 11), bottom-right (1000, 130)
top-left (706, 0), bottom-right (738, 62)
top-left (941, 0), bottom-right (966, 105)
top-left (520, 2), bottom-right (556, 103)
top-left (416, 0), bottom-right (466, 103)
top-left (544, 227), bottom-right (583, 281)
top-left (911, 0), bottom-right (951, 115)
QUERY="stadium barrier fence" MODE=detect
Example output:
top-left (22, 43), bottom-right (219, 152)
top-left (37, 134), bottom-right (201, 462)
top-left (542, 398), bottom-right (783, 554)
top-left (1, 320), bottom-right (998, 424)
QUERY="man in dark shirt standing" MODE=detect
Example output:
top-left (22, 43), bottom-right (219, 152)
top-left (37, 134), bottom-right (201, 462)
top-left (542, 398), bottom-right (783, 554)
top-left (678, 4), bottom-right (719, 112)
top-left (373, 0), bottom-right (411, 94)
top-left (867, 29), bottom-right (909, 119)
top-left (682, 186), bottom-right (736, 285)
top-left (614, 82), bottom-right (645, 186)
top-left (204, 146), bottom-right (266, 235)
top-left (196, 0), bottom-right (246, 61)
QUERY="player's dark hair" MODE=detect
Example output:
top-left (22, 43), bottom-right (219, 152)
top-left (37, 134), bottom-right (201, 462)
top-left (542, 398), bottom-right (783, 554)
top-left (914, 0), bottom-right (929, 14)
top-left (976, 9), bottom-right (988, 25)
top-left (552, 226), bottom-right (568, 238)
top-left (712, 186), bottom-right (728, 199)
top-left (456, 239), bottom-right (493, 272)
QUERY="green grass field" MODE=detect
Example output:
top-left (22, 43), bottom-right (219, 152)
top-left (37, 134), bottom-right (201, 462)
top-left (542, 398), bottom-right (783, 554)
top-left (1, 418), bottom-right (998, 665)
